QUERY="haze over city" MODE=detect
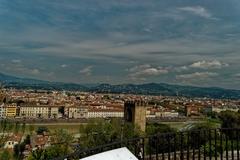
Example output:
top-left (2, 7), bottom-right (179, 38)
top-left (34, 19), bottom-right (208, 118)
top-left (1, 0), bottom-right (240, 89)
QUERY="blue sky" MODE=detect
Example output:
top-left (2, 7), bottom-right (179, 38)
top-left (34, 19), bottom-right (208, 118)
top-left (1, 0), bottom-right (240, 89)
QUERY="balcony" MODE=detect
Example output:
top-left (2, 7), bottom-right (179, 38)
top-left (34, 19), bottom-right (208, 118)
top-left (53, 128), bottom-right (240, 160)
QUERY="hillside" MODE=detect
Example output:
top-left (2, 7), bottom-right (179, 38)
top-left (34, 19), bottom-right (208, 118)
top-left (0, 73), bottom-right (240, 99)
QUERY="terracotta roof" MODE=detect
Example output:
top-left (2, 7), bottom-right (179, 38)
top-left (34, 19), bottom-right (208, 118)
top-left (8, 134), bottom-right (22, 142)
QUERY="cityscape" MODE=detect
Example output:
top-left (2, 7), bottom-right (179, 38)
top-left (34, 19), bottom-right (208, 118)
top-left (1, 0), bottom-right (240, 160)
top-left (0, 87), bottom-right (239, 159)
top-left (0, 88), bottom-right (239, 120)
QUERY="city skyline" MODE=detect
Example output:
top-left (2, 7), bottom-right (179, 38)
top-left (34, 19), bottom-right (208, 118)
top-left (1, 0), bottom-right (240, 89)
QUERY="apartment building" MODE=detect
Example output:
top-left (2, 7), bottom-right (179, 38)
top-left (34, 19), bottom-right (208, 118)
top-left (87, 108), bottom-right (124, 118)
top-left (206, 106), bottom-right (239, 113)
top-left (20, 105), bottom-right (60, 119)
top-left (5, 104), bottom-right (17, 118)
top-left (66, 106), bottom-right (88, 119)
top-left (0, 104), bottom-right (6, 118)
top-left (155, 111), bottom-right (179, 118)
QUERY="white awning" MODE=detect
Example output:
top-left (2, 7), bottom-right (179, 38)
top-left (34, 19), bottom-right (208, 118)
top-left (81, 147), bottom-right (138, 160)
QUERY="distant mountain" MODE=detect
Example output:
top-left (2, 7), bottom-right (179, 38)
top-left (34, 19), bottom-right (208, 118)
top-left (1, 73), bottom-right (240, 99)
top-left (0, 73), bottom-right (88, 91)
top-left (90, 83), bottom-right (240, 99)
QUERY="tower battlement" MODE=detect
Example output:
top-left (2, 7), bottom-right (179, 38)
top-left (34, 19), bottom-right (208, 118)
top-left (124, 100), bottom-right (148, 107)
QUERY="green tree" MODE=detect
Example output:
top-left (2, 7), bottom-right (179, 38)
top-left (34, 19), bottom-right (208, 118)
top-left (146, 123), bottom-right (176, 154)
top-left (28, 125), bottom-right (35, 135)
top-left (28, 149), bottom-right (47, 160)
top-left (24, 135), bottom-right (31, 145)
top-left (0, 120), bottom-right (11, 147)
top-left (80, 119), bottom-right (111, 147)
top-left (146, 123), bottom-right (176, 136)
top-left (0, 120), bottom-right (10, 133)
top-left (122, 122), bottom-right (141, 139)
top-left (14, 135), bottom-right (31, 159)
top-left (1, 150), bottom-right (11, 160)
top-left (36, 126), bottom-right (49, 135)
top-left (6, 121), bottom-right (14, 133)
top-left (29, 129), bottom-right (74, 159)
top-left (52, 129), bottom-right (73, 154)
top-left (14, 122), bottom-right (20, 134)
top-left (219, 110), bottom-right (240, 129)
top-left (14, 142), bottom-right (26, 160)
top-left (21, 123), bottom-right (26, 134)
top-left (219, 111), bottom-right (240, 139)
top-left (79, 119), bottom-right (141, 148)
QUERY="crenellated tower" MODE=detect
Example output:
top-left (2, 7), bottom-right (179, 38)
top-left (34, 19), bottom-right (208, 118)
top-left (124, 100), bottom-right (147, 132)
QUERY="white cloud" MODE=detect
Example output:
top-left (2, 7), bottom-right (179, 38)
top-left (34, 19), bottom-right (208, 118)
top-left (128, 64), bottom-right (168, 81)
top-left (175, 65), bottom-right (189, 72)
top-left (61, 64), bottom-right (67, 68)
top-left (190, 60), bottom-right (228, 69)
top-left (174, 60), bottom-right (228, 72)
top-left (31, 69), bottom-right (40, 75)
top-left (176, 72), bottom-right (218, 80)
top-left (79, 66), bottom-right (93, 76)
top-left (11, 59), bottom-right (21, 63)
top-left (128, 64), bottom-right (151, 72)
top-left (178, 6), bottom-right (212, 19)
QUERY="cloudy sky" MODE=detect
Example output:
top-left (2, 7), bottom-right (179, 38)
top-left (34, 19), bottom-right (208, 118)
top-left (1, 0), bottom-right (240, 89)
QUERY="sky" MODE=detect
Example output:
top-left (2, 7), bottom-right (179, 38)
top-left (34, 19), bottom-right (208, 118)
top-left (1, 0), bottom-right (240, 89)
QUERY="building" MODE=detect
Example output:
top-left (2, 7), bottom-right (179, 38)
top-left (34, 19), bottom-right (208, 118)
top-left (87, 108), bottom-right (123, 118)
top-left (67, 106), bottom-right (88, 119)
top-left (124, 101), bottom-right (147, 132)
top-left (5, 103), bottom-right (17, 118)
top-left (0, 104), bottom-right (6, 118)
top-left (32, 134), bottom-right (51, 150)
top-left (20, 105), bottom-right (60, 119)
top-left (205, 106), bottom-right (239, 113)
top-left (155, 110), bottom-right (179, 118)
top-left (48, 107), bottom-right (59, 119)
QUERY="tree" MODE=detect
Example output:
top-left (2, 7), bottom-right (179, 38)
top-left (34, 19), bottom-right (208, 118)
top-left (28, 149), bottom-right (47, 160)
top-left (24, 135), bottom-right (31, 145)
top-left (36, 126), bottom-right (49, 135)
top-left (79, 119), bottom-right (141, 148)
top-left (4, 121), bottom-right (14, 133)
top-left (146, 123), bottom-right (176, 136)
top-left (14, 122), bottom-right (20, 134)
top-left (82, 119), bottom-right (112, 146)
top-left (0, 120), bottom-right (11, 147)
top-left (146, 123), bottom-right (176, 153)
top-left (14, 142), bottom-right (26, 160)
top-left (219, 111), bottom-right (240, 139)
top-left (219, 111), bottom-right (240, 129)
top-left (14, 135), bottom-right (31, 159)
top-left (28, 125), bottom-right (35, 135)
top-left (187, 122), bottom-right (218, 147)
top-left (52, 129), bottom-right (73, 151)
top-left (1, 150), bottom-right (11, 160)
top-left (29, 129), bottom-right (74, 159)
top-left (122, 122), bottom-right (141, 139)
top-left (189, 122), bottom-right (218, 131)
top-left (21, 123), bottom-right (26, 134)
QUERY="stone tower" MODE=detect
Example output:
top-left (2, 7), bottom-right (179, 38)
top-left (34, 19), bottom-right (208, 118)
top-left (124, 100), bottom-right (147, 132)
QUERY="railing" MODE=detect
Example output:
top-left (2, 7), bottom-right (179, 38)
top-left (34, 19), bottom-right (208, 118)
top-left (53, 128), bottom-right (240, 160)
